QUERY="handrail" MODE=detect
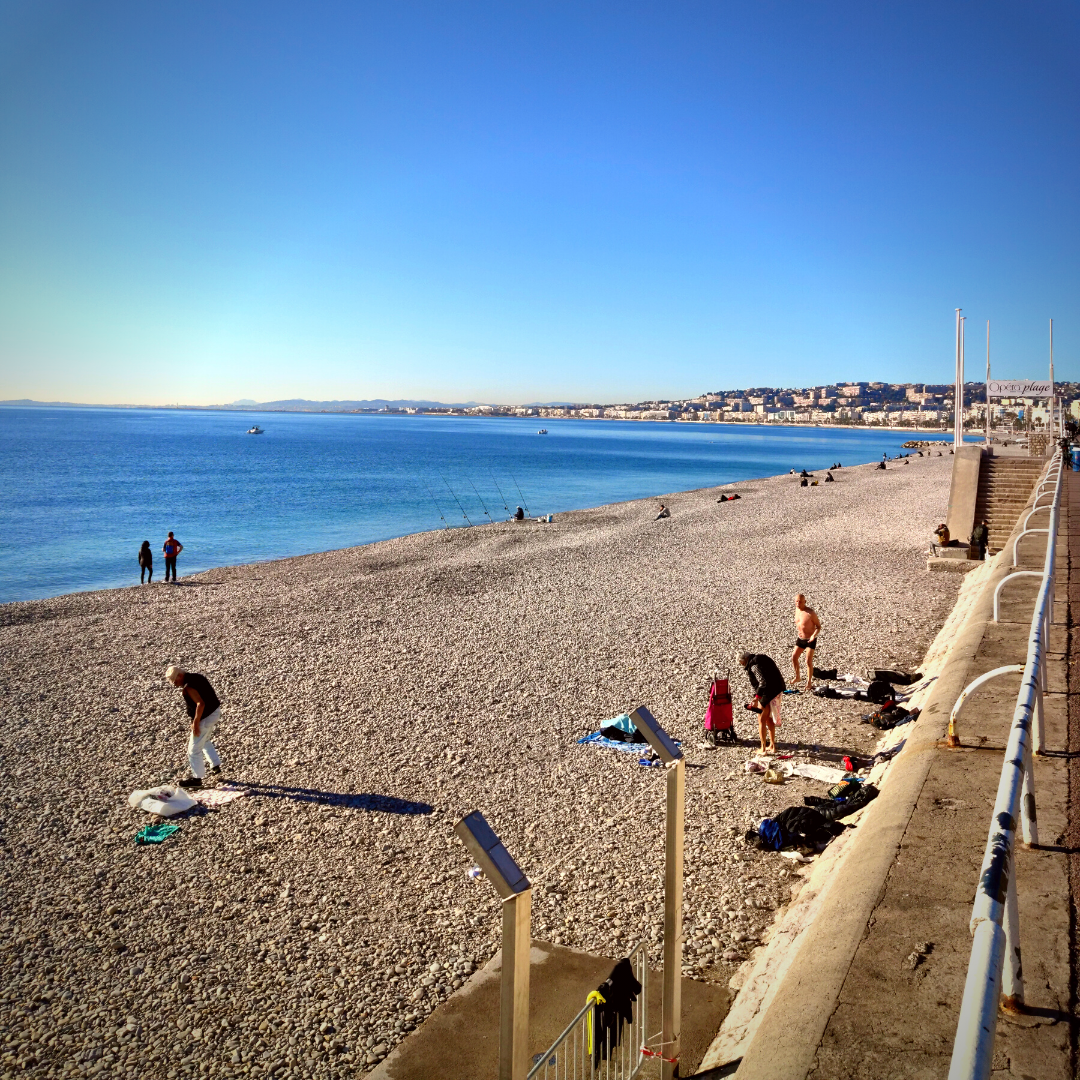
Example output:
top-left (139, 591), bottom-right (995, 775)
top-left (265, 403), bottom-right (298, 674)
top-left (1012, 527), bottom-right (1049, 566)
top-left (945, 665), bottom-right (1023, 749)
top-left (992, 572), bottom-right (1043, 622)
top-left (1019, 505), bottom-right (1051, 531)
top-left (948, 450), bottom-right (1064, 1080)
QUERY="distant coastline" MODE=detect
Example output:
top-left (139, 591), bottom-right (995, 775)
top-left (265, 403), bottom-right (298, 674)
top-left (0, 399), bottom-right (957, 436)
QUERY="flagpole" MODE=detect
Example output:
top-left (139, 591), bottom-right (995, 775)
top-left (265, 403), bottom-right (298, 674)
top-left (1049, 318), bottom-right (1055, 441)
top-left (985, 320), bottom-right (991, 445)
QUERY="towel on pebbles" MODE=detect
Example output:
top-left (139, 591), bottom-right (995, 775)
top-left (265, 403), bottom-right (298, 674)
top-left (190, 785), bottom-right (249, 808)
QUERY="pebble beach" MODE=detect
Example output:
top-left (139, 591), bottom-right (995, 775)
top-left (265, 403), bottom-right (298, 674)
top-left (1, 453), bottom-right (962, 1079)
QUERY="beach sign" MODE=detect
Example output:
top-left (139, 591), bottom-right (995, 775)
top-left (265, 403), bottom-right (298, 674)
top-left (987, 380), bottom-right (1052, 398)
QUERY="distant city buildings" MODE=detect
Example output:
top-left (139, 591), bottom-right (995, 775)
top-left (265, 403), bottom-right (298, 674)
top-left (383, 381), bottom-right (1078, 431)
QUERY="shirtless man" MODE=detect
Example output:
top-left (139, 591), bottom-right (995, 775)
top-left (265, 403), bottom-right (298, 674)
top-left (792, 594), bottom-right (821, 690)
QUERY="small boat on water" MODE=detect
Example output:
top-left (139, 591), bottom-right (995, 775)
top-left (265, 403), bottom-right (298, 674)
top-left (537, 428), bottom-right (548, 434)
top-left (247, 425), bottom-right (264, 434)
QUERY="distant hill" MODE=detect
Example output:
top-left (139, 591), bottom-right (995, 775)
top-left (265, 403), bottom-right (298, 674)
top-left (1, 397), bottom-right (484, 411)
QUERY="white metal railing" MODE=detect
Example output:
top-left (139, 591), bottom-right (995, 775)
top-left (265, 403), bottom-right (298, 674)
top-left (528, 941), bottom-right (649, 1080)
top-left (948, 450), bottom-right (1064, 1080)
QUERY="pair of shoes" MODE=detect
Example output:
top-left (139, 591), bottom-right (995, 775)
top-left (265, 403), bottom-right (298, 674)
top-left (179, 776), bottom-right (203, 790)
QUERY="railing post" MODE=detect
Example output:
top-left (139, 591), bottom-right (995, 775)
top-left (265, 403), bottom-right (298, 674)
top-left (1034, 682), bottom-right (1045, 755)
top-left (1000, 864), bottom-right (1024, 1012)
top-left (661, 757), bottom-right (685, 1080)
top-left (1020, 740), bottom-right (1039, 847)
top-left (948, 921), bottom-right (1006, 1080)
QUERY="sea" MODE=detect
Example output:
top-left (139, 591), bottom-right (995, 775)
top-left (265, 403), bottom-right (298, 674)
top-left (0, 407), bottom-right (917, 604)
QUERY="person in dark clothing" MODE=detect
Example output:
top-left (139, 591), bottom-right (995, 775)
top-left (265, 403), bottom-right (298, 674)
top-left (589, 957), bottom-right (642, 1066)
top-left (514, 506), bottom-right (525, 521)
top-left (166, 665), bottom-right (222, 789)
top-left (162, 532), bottom-right (183, 581)
top-left (138, 540), bottom-right (153, 583)
top-left (970, 520), bottom-right (989, 561)
top-left (739, 651), bottom-right (785, 753)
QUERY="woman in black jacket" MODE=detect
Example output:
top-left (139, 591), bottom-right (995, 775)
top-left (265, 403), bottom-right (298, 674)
top-left (138, 540), bottom-right (153, 583)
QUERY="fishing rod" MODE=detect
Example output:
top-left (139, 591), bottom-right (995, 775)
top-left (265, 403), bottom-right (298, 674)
top-left (490, 474), bottom-right (512, 518)
top-left (423, 482), bottom-right (451, 531)
top-left (509, 472), bottom-right (531, 517)
top-left (467, 478), bottom-right (494, 524)
top-left (440, 475), bottom-right (473, 526)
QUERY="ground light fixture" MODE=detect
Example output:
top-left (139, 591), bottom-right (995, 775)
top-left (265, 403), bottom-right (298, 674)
top-left (630, 705), bottom-right (685, 1080)
top-left (454, 811), bottom-right (531, 1080)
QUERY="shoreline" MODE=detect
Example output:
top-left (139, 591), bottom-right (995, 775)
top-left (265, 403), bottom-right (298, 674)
top-left (1, 453), bottom-right (961, 1077)
top-left (1, 448), bottom-right (925, 611)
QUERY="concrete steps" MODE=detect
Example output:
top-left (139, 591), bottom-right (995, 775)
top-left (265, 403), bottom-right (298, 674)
top-left (974, 458), bottom-right (1045, 554)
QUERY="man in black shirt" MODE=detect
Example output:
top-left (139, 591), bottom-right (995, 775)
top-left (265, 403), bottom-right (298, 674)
top-left (166, 665), bottom-right (222, 789)
top-left (739, 651), bottom-right (785, 754)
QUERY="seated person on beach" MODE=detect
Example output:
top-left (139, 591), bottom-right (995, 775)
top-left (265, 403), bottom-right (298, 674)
top-left (800, 469), bottom-right (810, 477)
top-left (514, 506), bottom-right (525, 520)
top-left (876, 461), bottom-right (886, 470)
top-left (739, 650), bottom-right (785, 754)
top-left (824, 472), bottom-right (834, 482)
top-left (656, 503), bottom-right (670, 519)
top-left (800, 478), bottom-right (808, 487)
top-left (934, 523), bottom-right (950, 546)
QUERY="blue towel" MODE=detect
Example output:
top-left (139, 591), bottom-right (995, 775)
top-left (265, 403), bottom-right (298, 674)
top-left (578, 731), bottom-right (646, 754)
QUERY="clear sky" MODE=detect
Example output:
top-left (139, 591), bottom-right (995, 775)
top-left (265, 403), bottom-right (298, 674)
top-left (0, 1), bottom-right (1077, 405)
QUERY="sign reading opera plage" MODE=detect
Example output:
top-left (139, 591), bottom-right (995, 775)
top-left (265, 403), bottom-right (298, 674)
top-left (987, 380), bottom-right (1053, 398)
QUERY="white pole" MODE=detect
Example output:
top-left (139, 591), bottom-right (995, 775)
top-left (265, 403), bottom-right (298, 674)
top-left (986, 320), bottom-right (991, 445)
top-left (959, 311), bottom-right (967, 444)
top-left (1049, 318), bottom-right (1055, 441)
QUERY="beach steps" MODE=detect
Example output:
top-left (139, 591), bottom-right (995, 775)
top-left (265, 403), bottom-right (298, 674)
top-left (973, 456), bottom-right (1045, 554)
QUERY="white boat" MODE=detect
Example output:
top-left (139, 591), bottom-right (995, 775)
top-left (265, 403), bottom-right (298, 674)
top-left (537, 428), bottom-right (548, 434)
top-left (247, 426), bottom-right (264, 434)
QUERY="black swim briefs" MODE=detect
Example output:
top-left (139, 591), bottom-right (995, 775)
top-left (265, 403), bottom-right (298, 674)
top-left (795, 636), bottom-right (818, 650)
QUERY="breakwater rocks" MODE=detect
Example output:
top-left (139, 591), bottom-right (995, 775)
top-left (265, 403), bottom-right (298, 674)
top-left (1, 456), bottom-right (960, 1078)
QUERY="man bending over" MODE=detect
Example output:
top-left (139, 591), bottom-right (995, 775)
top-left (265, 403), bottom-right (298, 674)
top-left (166, 665), bottom-right (223, 790)
top-left (792, 593), bottom-right (821, 690)
top-left (739, 651), bottom-right (785, 754)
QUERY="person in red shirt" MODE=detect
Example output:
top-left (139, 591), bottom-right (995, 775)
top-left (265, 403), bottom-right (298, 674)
top-left (162, 532), bottom-right (183, 582)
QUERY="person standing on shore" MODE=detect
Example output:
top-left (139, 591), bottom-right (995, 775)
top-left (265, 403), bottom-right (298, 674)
top-left (739, 651), bottom-right (785, 754)
top-left (138, 541), bottom-right (153, 584)
top-left (162, 532), bottom-right (183, 582)
top-left (166, 665), bottom-right (222, 789)
top-left (791, 594), bottom-right (821, 690)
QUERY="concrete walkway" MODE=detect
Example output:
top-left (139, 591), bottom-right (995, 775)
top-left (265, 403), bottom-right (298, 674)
top-left (700, 461), bottom-right (1074, 1079)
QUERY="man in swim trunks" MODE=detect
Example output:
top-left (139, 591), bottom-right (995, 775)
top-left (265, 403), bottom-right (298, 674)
top-left (739, 651), bottom-right (785, 753)
top-left (792, 593), bottom-right (821, 690)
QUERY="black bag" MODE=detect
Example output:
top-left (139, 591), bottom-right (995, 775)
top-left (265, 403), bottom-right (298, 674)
top-left (599, 725), bottom-right (647, 744)
top-left (866, 680), bottom-right (895, 704)
top-left (814, 667), bottom-right (839, 680)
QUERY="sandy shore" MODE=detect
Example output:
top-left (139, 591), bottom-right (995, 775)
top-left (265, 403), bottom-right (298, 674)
top-left (1, 454), bottom-right (961, 1078)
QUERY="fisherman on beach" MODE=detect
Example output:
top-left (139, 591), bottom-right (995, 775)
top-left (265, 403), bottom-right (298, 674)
top-left (791, 593), bottom-right (821, 690)
top-left (166, 665), bottom-right (222, 789)
top-left (162, 532), bottom-right (183, 582)
top-left (739, 651), bottom-right (785, 754)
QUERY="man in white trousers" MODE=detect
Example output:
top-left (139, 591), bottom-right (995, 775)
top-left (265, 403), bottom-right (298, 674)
top-left (166, 665), bottom-right (222, 789)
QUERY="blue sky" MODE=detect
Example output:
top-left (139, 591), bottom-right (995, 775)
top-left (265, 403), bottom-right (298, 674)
top-left (0, 1), bottom-right (1077, 405)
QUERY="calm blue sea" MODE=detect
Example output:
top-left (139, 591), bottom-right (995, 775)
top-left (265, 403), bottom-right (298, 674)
top-left (0, 408), bottom-right (913, 604)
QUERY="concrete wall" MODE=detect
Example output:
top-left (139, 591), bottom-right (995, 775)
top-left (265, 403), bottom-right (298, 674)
top-left (945, 444), bottom-right (983, 545)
